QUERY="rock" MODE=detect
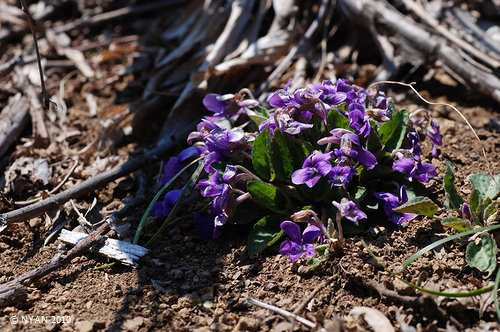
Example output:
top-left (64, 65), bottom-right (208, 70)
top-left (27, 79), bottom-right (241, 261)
top-left (272, 322), bottom-right (293, 332)
top-left (393, 278), bottom-right (415, 296)
top-left (75, 321), bottom-right (95, 332)
top-left (234, 316), bottom-right (260, 332)
top-left (28, 290), bottom-right (42, 301)
top-left (122, 316), bottom-right (145, 332)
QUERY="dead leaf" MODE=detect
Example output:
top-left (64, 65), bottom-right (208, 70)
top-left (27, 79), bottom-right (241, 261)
top-left (349, 306), bottom-right (395, 332)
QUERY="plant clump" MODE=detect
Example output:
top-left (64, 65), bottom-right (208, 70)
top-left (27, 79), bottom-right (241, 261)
top-left (148, 79), bottom-right (444, 263)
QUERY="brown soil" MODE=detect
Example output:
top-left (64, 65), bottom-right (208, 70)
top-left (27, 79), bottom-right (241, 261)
top-left (1, 1), bottom-right (500, 332)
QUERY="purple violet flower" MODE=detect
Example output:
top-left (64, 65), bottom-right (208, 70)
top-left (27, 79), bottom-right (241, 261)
top-left (203, 93), bottom-right (259, 120)
top-left (332, 198), bottom-right (367, 223)
top-left (291, 151), bottom-right (333, 188)
top-left (392, 157), bottom-right (437, 182)
top-left (426, 120), bottom-right (443, 158)
top-left (347, 103), bottom-right (371, 138)
top-left (406, 130), bottom-right (422, 162)
top-left (194, 212), bottom-right (224, 239)
top-left (187, 119), bottom-right (219, 145)
top-left (461, 203), bottom-right (471, 220)
top-left (203, 127), bottom-right (251, 172)
top-left (318, 129), bottom-right (377, 169)
top-left (328, 166), bottom-right (357, 187)
top-left (374, 185), bottom-right (418, 225)
top-left (197, 165), bottom-right (237, 226)
top-left (267, 80), bottom-right (294, 108)
top-left (152, 190), bottom-right (181, 218)
top-left (279, 221), bottom-right (321, 262)
top-left (274, 110), bottom-right (314, 135)
top-left (161, 146), bottom-right (207, 184)
top-left (307, 80), bottom-right (347, 105)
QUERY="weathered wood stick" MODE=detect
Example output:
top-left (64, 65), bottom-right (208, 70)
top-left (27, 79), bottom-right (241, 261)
top-left (0, 93), bottom-right (30, 159)
top-left (58, 229), bottom-right (148, 267)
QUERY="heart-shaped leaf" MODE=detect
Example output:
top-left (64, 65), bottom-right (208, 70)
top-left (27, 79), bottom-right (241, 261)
top-left (252, 127), bottom-right (273, 181)
top-left (247, 215), bottom-right (283, 258)
top-left (441, 217), bottom-right (472, 232)
top-left (469, 189), bottom-right (483, 224)
top-left (393, 196), bottom-right (438, 216)
top-left (271, 130), bottom-right (295, 182)
top-left (378, 109), bottom-right (409, 152)
top-left (327, 108), bottom-right (350, 130)
top-left (466, 233), bottom-right (497, 277)
top-left (247, 181), bottom-right (290, 214)
top-left (470, 174), bottom-right (500, 200)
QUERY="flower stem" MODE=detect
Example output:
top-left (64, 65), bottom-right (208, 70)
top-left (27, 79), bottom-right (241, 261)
top-left (235, 165), bottom-right (261, 181)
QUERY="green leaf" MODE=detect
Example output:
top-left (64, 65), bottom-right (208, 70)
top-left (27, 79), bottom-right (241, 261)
top-left (393, 196), bottom-right (438, 216)
top-left (229, 200), bottom-right (264, 225)
top-left (484, 200), bottom-right (500, 224)
top-left (308, 116), bottom-right (327, 145)
top-left (316, 244), bottom-right (328, 255)
top-left (466, 233), bottom-right (497, 277)
top-left (307, 256), bottom-right (326, 269)
top-left (134, 157), bottom-right (203, 245)
top-left (355, 186), bottom-right (367, 201)
top-left (342, 220), bottom-right (369, 235)
top-left (247, 215), bottom-right (283, 258)
top-left (252, 127), bottom-right (273, 181)
top-left (144, 160), bottom-right (205, 248)
top-left (284, 135), bottom-right (313, 170)
top-left (298, 177), bottom-right (331, 202)
top-left (271, 130), bottom-right (295, 181)
top-left (210, 161), bottom-right (227, 173)
top-left (327, 109), bottom-right (350, 130)
top-left (247, 181), bottom-right (290, 214)
top-left (378, 109), bottom-right (409, 152)
top-left (441, 217), bottom-right (472, 232)
top-left (366, 121), bottom-right (383, 153)
top-left (248, 114), bottom-right (268, 126)
top-left (469, 189), bottom-right (483, 224)
top-left (254, 106), bottom-right (270, 118)
top-left (444, 159), bottom-right (464, 210)
top-left (470, 173), bottom-right (500, 200)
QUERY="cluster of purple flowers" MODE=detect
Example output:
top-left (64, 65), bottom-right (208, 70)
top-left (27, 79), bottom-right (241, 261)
top-left (150, 79), bottom-right (443, 263)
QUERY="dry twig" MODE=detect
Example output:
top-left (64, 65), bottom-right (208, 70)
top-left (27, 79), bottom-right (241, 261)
top-left (244, 296), bottom-right (317, 329)
top-left (19, 0), bottom-right (49, 109)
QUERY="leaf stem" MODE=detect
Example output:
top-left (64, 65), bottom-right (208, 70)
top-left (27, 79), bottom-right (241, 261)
top-left (235, 165), bottom-right (261, 181)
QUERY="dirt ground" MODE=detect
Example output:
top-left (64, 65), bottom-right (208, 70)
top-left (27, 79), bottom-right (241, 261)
top-left (1, 1), bottom-right (500, 331)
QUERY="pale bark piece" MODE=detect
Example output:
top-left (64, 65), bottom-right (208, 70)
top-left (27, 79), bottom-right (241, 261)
top-left (58, 229), bottom-right (148, 267)
top-left (46, 30), bottom-right (95, 78)
top-left (0, 93), bottom-right (30, 158)
top-left (25, 84), bottom-right (50, 148)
